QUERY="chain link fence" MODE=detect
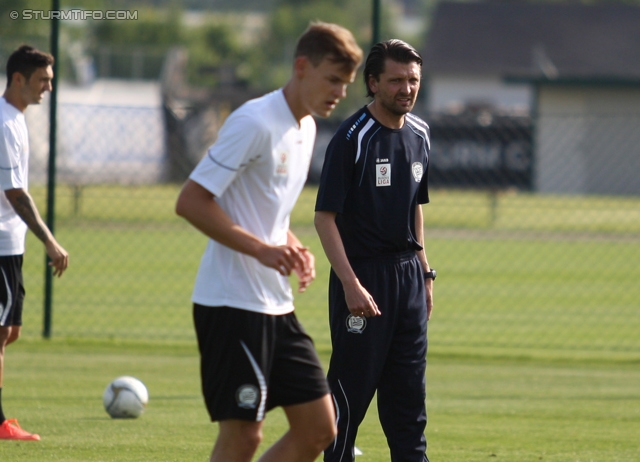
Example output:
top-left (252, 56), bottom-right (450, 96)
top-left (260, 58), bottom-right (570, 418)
top-left (17, 96), bottom-right (640, 359)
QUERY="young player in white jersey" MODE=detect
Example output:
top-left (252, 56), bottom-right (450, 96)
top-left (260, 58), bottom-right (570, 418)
top-left (0, 45), bottom-right (69, 441)
top-left (176, 22), bottom-right (363, 462)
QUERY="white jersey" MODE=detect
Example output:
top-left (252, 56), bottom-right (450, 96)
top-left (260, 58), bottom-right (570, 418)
top-left (0, 97), bottom-right (29, 256)
top-left (189, 89), bottom-right (316, 315)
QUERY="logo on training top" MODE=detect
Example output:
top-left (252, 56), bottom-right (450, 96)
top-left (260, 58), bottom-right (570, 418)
top-left (276, 152), bottom-right (288, 175)
top-left (376, 160), bottom-right (391, 187)
top-left (412, 162), bottom-right (423, 182)
top-left (346, 314), bottom-right (367, 333)
top-left (236, 384), bottom-right (259, 409)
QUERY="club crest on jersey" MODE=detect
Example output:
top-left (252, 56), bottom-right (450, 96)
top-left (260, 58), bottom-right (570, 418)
top-left (236, 384), bottom-right (259, 409)
top-left (346, 315), bottom-right (367, 333)
top-left (412, 162), bottom-right (424, 182)
top-left (376, 163), bottom-right (391, 187)
top-left (276, 152), bottom-right (288, 175)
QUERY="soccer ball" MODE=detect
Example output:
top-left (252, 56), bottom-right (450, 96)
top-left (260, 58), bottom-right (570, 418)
top-left (103, 376), bottom-right (149, 419)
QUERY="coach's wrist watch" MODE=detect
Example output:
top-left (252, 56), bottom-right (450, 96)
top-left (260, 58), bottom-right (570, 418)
top-left (424, 269), bottom-right (436, 280)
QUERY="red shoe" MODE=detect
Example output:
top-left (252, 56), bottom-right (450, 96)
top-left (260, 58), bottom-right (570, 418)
top-left (0, 419), bottom-right (41, 441)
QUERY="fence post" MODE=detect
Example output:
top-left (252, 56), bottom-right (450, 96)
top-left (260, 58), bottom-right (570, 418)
top-left (43, 0), bottom-right (60, 339)
top-left (372, 0), bottom-right (381, 48)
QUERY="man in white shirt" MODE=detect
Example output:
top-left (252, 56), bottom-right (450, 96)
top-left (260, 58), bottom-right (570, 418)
top-left (176, 22), bottom-right (362, 462)
top-left (0, 45), bottom-right (69, 441)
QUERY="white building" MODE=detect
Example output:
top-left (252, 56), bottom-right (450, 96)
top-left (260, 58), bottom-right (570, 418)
top-left (0, 77), bottom-right (165, 185)
top-left (423, 2), bottom-right (640, 195)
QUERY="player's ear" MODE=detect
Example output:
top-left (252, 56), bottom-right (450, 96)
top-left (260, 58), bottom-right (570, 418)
top-left (10, 71), bottom-right (26, 87)
top-left (293, 55), bottom-right (310, 79)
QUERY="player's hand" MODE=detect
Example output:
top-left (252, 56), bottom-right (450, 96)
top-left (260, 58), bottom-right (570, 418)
top-left (343, 278), bottom-right (381, 318)
top-left (256, 244), bottom-right (308, 278)
top-left (45, 239), bottom-right (69, 277)
top-left (292, 247), bottom-right (315, 293)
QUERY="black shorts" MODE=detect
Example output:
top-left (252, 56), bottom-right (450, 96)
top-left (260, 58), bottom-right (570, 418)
top-left (0, 255), bottom-right (25, 328)
top-left (193, 304), bottom-right (330, 422)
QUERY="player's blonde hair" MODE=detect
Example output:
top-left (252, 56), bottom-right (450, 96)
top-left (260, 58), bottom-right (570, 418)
top-left (294, 22), bottom-right (363, 72)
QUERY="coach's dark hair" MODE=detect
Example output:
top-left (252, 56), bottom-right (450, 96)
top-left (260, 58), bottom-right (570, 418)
top-left (295, 22), bottom-right (363, 72)
top-left (6, 45), bottom-right (54, 86)
top-left (364, 39), bottom-right (422, 98)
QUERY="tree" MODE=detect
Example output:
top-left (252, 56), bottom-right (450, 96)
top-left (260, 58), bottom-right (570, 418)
top-left (0, 0), bottom-right (50, 55)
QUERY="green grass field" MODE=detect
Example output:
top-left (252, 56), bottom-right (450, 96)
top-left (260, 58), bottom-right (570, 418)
top-left (2, 185), bottom-right (639, 460)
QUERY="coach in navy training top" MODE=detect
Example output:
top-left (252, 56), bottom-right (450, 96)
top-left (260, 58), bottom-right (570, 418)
top-left (316, 107), bottom-right (430, 258)
top-left (315, 39), bottom-right (434, 462)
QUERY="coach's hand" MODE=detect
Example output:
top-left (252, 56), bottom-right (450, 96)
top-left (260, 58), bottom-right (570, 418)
top-left (425, 278), bottom-right (433, 320)
top-left (343, 278), bottom-right (381, 318)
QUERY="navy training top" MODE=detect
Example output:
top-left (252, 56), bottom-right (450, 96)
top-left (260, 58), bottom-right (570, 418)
top-left (315, 106), bottom-right (430, 259)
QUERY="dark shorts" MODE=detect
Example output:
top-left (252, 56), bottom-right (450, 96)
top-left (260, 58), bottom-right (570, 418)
top-left (193, 304), bottom-right (330, 422)
top-left (0, 255), bottom-right (25, 328)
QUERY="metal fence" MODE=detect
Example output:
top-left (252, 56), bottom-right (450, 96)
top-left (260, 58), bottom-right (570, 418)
top-left (18, 100), bottom-right (640, 359)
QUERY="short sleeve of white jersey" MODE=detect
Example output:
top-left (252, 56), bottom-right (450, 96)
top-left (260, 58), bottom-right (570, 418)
top-left (190, 111), bottom-right (269, 198)
top-left (0, 121), bottom-right (27, 190)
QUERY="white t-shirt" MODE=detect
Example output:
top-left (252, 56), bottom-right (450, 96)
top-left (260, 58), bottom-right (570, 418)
top-left (0, 97), bottom-right (29, 256)
top-left (189, 89), bottom-right (316, 315)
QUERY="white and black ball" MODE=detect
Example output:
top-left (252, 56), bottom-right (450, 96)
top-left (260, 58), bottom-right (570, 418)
top-left (103, 376), bottom-right (149, 419)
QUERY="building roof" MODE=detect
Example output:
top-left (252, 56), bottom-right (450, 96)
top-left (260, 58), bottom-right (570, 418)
top-left (423, 1), bottom-right (640, 81)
